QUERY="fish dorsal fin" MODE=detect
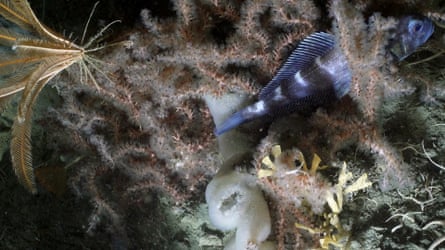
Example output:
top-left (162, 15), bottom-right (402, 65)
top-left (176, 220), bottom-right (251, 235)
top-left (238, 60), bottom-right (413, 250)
top-left (259, 32), bottom-right (336, 100)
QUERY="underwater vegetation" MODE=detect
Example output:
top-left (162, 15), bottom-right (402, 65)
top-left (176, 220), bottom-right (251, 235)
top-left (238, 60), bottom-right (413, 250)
top-left (0, 0), bottom-right (444, 249)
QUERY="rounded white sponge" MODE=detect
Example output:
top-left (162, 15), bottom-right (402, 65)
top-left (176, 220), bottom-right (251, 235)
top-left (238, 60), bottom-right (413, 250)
top-left (206, 170), bottom-right (272, 249)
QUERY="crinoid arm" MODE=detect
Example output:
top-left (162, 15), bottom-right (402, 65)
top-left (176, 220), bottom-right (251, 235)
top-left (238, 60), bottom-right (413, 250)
top-left (0, 0), bottom-right (121, 193)
top-left (11, 56), bottom-right (72, 194)
top-left (0, 0), bottom-right (76, 47)
top-left (0, 0), bottom-right (86, 193)
top-left (10, 66), bottom-right (47, 194)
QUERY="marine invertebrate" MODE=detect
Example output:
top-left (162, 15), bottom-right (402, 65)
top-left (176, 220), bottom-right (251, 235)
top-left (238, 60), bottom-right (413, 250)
top-left (18, 0), bottom-right (442, 248)
top-left (295, 163), bottom-right (372, 249)
top-left (42, 1), bottom-right (321, 244)
top-left (206, 164), bottom-right (273, 250)
top-left (258, 144), bottom-right (371, 249)
top-left (0, 0), bottom-right (119, 193)
top-left (259, 145), bottom-right (332, 214)
top-left (423, 220), bottom-right (445, 250)
top-left (325, 0), bottom-right (437, 190)
top-left (202, 1), bottom-right (441, 248)
top-left (209, 0), bottom-right (437, 193)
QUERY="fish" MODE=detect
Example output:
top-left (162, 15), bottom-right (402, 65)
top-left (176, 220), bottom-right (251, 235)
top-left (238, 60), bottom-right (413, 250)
top-left (389, 15), bottom-right (435, 61)
top-left (214, 15), bottom-right (434, 136)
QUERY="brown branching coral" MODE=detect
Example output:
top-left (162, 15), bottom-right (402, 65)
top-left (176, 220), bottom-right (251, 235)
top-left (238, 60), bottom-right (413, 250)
top-left (256, 143), bottom-right (371, 249)
top-left (328, 0), bottom-right (418, 190)
top-left (47, 47), bottom-right (217, 247)
top-left (12, 0), bottom-right (442, 248)
top-left (249, 1), bottom-right (443, 248)
top-left (147, 0), bottom-right (320, 96)
top-left (325, 0), bottom-right (445, 192)
top-left (35, 0), bottom-right (322, 247)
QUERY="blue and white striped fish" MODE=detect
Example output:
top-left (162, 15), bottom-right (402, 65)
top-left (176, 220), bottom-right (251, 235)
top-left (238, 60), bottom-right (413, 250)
top-left (214, 15), bottom-right (434, 136)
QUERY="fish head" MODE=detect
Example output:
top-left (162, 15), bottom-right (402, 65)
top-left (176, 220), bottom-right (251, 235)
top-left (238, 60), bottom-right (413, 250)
top-left (402, 16), bottom-right (435, 50)
top-left (389, 15), bottom-right (434, 61)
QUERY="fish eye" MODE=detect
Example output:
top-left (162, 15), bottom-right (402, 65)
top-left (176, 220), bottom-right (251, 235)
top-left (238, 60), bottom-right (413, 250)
top-left (409, 20), bottom-right (423, 33)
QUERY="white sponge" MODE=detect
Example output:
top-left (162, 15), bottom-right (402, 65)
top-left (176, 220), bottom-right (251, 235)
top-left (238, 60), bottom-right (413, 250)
top-left (206, 170), bottom-right (273, 249)
top-left (205, 93), bottom-right (275, 249)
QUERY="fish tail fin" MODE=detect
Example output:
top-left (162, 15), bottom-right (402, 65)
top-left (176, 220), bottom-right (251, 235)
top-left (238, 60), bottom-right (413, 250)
top-left (214, 111), bottom-right (246, 136)
top-left (215, 100), bottom-right (268, 136)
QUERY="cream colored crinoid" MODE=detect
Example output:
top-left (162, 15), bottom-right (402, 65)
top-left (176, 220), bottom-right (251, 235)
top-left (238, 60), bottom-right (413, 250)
top-left (0, 0), bottom-right (120, 193)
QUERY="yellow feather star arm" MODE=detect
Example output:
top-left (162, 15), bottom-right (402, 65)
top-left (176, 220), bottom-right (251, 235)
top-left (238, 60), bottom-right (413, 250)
top-left (10, 55), bottom-right (76, 193)
top-left (0, 0), bottom-right (75, 47)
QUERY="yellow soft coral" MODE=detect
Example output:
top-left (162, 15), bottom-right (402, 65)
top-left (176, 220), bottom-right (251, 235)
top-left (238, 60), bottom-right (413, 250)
top-left (259, 144), bottom-right (326, 178)
top-left (259, 144), bottom-right (372, 249)
top-left (296, 162), bottom-right (372, 249)
top-left (259, 145), bottom-right (332, 214)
